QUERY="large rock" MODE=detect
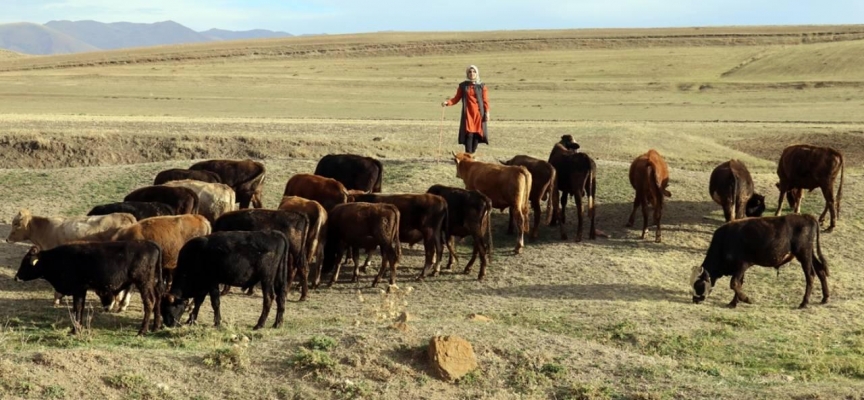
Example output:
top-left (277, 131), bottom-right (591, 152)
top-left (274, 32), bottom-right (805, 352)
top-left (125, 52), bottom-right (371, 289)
top-left (427, 335), bottom-right (479, 381)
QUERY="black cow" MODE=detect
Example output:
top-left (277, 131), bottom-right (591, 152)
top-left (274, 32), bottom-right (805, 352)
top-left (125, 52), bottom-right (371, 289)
top-left (775, 144), bottom-right (844, 232)
top-left (124, 186), bottom-right (199, 215)
top-left (212, 209), bottom-right (309, 301)
top-left (548, 135), bottom-right (597, 241)
top-left (15, 241), bottom-right (163, 335)
top-left (426, 185), bottom-right (493, 280)
top-left (153, 169), bottom-right (222, 185)
top-left (161, 231), bottom-right (289, 330)
top-left (87, 201), bottom-right (176, 221)
top-left (691, 214), bottom-right (829, 309)
top-left (314, 154), bottom-right (383, 193)
top-left (708, 159), bottom-right (765, 222)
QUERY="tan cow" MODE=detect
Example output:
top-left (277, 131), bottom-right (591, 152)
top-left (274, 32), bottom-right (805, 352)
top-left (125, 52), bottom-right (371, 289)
top-left (162, 179), bottom-right (236, 223)
top-left (627, 149), bottom-right (671, 243)
top-left (278, 196), bottom-right (328, 288)
top-left (6, 209), bottom-right (137, 306)
top-left (452, 152), bottom-right (531, 254)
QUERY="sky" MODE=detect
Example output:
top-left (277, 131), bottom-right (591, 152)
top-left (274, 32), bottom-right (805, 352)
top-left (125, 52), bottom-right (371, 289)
top-left (1, 0), bottom-right (862, 35)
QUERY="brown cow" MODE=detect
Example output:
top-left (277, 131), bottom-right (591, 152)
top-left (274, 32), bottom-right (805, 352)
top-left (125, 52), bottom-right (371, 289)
top-left (709, 159), bottom-right (765, 222)
top-left (691, 214), bottom-right (829, 309)
top-left (453, 152), bottom-right (531, 254)
top-left (626, 149), bottom-right (671, 243)
top-left (283, 173), bottom-right (349, 212)
top-left (775, 144), bottom-right (844, 232)
top-left (323, 203), bottom-right (400, 288)
top-left (278, 196), bottom-right (328, 288)
top-left (154, 169), bottom-right (222, 185)
top-left (189, 159), bottom-right (266, 209)
top-left (426, 185), bottom-right (493, 280)
top-left (500, 155), bottom-right (557, 240)
top-left (548, 135), bottom-right (597, 241)
top-left (124, 185), bottom-right (199, 215)
top-left (110, 214), bottom-right (212, 290)
top-left (352, 193), bottom-right (447, 280)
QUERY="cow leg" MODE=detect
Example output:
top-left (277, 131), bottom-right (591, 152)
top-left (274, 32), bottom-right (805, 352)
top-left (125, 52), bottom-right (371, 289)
top-left (254, 282), bottom-right (274, 330)
top-left (219, 285), bottom-right (232, 296)
top-left (273, 274), bottom-right (287, 328)
top-left (511, 206), bottom-right (525, 255)
top-left (311, 245), bottom-right (324, 288)
top-left (727, 274), bottom-right (745, 308)
top-left (445, 236), bottom-right (458, 271)
top-left (388, 245), bottom-right (399, 287)
top-left (640, 197), bottom-right (650, 240)
top-left (464, 236), bottom-right (480, 275)
top-left (653, 200), bottom-right (663, 243)
top-left (54, 291), bottom-right (63, 307)
top-left (626, 193), bottom-right (641, 227)
top-left (775, 188), bottom-right (786, 216)
top-left (587, 192), bottom-right (597, 240)
top-left (187, 294), bottom-right (206, 325)
top-left (530, 199), bottom-right (541, 240)
top-left (137, 284), bottom-right (154, 335)
top-left (820, 184), bottom-right (837, 232)
top-left (507, 207), bottom-right (515, 235)
top-left (797, 253), bottom-right (816, 309)
top-left (71, 293), bottom-right (86, 335)
top-left (360, 249), bottom-right (373, 273)
top-left (475, 233), bottom-right (488, 281)
top-left (559, 192), bottom-right (568, 225)
top-left (371, 247), bottom-right (390, 288)
top-left (814, 262), bottom-right (830, 304)
top-left (723, 202), bottom-right (733, 223)
top-left (575, 194), bottom-right (584, 242)
top-left (793, 190), bottom-right (804, 214)
top-left (328, 247), bottom-right (347, 287)
top-left (209, 287), bottom-right (223, 327)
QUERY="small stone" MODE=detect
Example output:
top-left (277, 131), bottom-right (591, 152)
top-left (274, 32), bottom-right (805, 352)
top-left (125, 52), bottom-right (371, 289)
top-left (467, 313), bottom-right (492, 322)
top-left (428, 335), bottom-right (479, 381)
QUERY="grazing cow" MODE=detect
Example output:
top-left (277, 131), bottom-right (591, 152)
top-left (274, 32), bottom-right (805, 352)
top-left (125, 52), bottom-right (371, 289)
top-left (161, 179), bottom-right (236, 223)
top-left (322, 202), bottom-right (400, 287)
top-left (161, 231), bottom-right (289, 330)
top-left (189, 159), bottom-right (266, 209)
top-left (212, 209), bottom-right (310, 301)
top-left (124, 185), bottom-right (199, 215)
top-left (110, 214), bottom-right (212, 288)
top-left (278, 196), bottom-right (328, 288)
top-left (775, 144), bottom-right (844, 232)
top-left (500, 155), bottom-right (557, 240)
top-left (314, 154), bottom-right (383, 193)
top-left (153, 169), bottom-right (222, 185)
top-left (626, 149), bottom-right (671, 243)
top-left (352, 193), bottom-right (447, 280)
top-left (548, 135), bottom-right (597, 241)
top-left (452, 152), bottom-right (531, 254)
top-left (87, 201), bottom-right (176, 221)
top-left (282, 173), bottom-right (349, 212)
top-left (709, 159), bottom-right (765, 222)
top-left (691, 214), bottom-right (829, 309)
top-left (426, 185), bottom-right (493, 280)
top-left (15, 241), bottom-right (163, 335)
top-left (6, 209), bottom-right (138, 308)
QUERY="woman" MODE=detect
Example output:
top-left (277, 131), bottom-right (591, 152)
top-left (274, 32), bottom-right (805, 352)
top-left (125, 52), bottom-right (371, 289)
top-left (442, 65), bottom-right (489, 154)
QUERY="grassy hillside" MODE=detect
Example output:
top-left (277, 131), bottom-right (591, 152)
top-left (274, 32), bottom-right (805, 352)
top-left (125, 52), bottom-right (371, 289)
top-left (722, 39), bottom-right (864, 81)
top-left (0, 26), bottom-right (862, 400)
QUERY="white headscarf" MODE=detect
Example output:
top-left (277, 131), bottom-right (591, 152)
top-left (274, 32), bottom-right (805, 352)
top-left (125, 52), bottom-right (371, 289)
top-left (466, 65), bottom-right (480, 83)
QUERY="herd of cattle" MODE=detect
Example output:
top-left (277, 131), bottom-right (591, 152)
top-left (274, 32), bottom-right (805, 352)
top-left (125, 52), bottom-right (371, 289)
top-left (5, 136), bottom-right (845, 335)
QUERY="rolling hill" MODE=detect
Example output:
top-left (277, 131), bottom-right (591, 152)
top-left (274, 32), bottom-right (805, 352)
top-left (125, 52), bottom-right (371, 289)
top-left (43, 20), bottom-right (211, 50)
top-left (200, 28), bottom-right (292, 41)
top-left (0, 22), bottom-right (99, 55)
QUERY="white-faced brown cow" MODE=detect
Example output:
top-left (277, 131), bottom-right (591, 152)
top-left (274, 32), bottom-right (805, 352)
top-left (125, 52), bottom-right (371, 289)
top-left (189, 159), bottom-right (266, 209)
top-left (452, 152), bottom-right (531, 254)
top-left (278, 196), bottom-right (328, 288)
top-left (500, 155), bottom-right (557, 240)
top-left (548, 135), bottom-right (597, 242)
top-left (691, 214), bottom-right (829, 309)
top-left (775, 144), bottom-right (844, 232)
top-left (627, 149), bottom-right (671, 243)
top-left (709, 159), bottom-right (765, 222)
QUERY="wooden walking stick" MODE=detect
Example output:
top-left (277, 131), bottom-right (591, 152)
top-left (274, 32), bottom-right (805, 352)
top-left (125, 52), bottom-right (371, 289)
top-left (437, 106), bottom-right (446, 164)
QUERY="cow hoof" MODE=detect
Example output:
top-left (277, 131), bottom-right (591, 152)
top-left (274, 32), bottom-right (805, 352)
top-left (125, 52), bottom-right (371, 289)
top-left (821, 297), bottom-right (830, 304)
top-left (298, 296), bottom-right (308, 302)
top-left (654, 238), bottom-right (662, 243)
top-left (415, 275), bottom-right (425, 281)
top-left (725, 302), bottom-right (738, 309)
top-left (477, 275), bottom-right (485, 282)
top-left (824, 227), bottom-right (835, 233)
top-left (798, 303), bottom-right (808, 309)
top-left (253, 325), bottom-right (263, 330)
top-left (513, 247), bottom-right (523, 255)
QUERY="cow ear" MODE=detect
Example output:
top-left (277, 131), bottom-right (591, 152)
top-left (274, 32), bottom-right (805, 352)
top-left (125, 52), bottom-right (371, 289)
top-left (28, 246), bottom-right (39, 255)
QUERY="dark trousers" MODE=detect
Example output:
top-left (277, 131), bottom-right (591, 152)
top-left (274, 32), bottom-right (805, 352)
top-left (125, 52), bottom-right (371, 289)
top-left (464, 133), bottom-right (481, 154)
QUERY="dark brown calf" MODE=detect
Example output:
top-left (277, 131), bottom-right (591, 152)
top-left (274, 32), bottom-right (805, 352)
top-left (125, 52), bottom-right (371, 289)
top-left (426, 185), bottom-right (493, 280)
top-left (548, 135), bottom-right (597, 241)
top-left (189, 159), bottom-right (266, 209)
top-left (626, 149), bottom-right (671, 243)
top-left (709, 159), bottom-right (765, 222)
top-left (500, 155), bottom-right (556, 240)
top-left (283, 173), bottom-right (349, 212)
top-left (775, 144), bottom-right (844, 232)
top-left (314, 154), bottom-right (383, 193)
top-left (323, 203), bottom-right (400, 288)
top-left (124, 185), bottom-right (199, 215)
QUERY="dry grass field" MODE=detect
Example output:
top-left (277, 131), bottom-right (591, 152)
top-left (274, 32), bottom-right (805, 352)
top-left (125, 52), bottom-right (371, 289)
top-left (0, 26), bottom-right (863, 400)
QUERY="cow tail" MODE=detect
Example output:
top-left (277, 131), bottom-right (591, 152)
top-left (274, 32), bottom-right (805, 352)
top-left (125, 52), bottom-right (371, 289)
top-left (277, 232), bottom-right (290, 300)
top-left (837, 153), bottom-right (844, 220)
top-left (155, 242), bottom-right (165, 296)
top-left (485, 200), bottom-right (494, 258)
top-left (732, 172), bottom-right (740, 220)
top-left (439, 203), bottom-right (449, 265)
top-left (814, 219), bottom-right (829, 277)
top-left (544, 167), bottom-right (556, 225)
top-left (373, 159), bottom-right (384, 193)
top-left (520, 168), bottom-right (532, 233)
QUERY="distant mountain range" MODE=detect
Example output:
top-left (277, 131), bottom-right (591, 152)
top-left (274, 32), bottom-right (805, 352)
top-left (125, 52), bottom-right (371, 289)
top-left (0, 20), bottom-right (293, 55)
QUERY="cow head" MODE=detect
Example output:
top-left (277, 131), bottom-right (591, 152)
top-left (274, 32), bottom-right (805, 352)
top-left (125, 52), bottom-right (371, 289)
top-left (745, 193), bottom-right (766, 217)
top-left (452, 151), bottom-right (475, 178)
top-left (15, 246), bottom-right (42, 282)
top-left (7, 209), bottom-right (33, 243)
top-left (690, 265), bottom-right (713, 303)
top-left (559, 135), bottom-right (580, 151)
top-left (160, 294), bottom-right (187, 327)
